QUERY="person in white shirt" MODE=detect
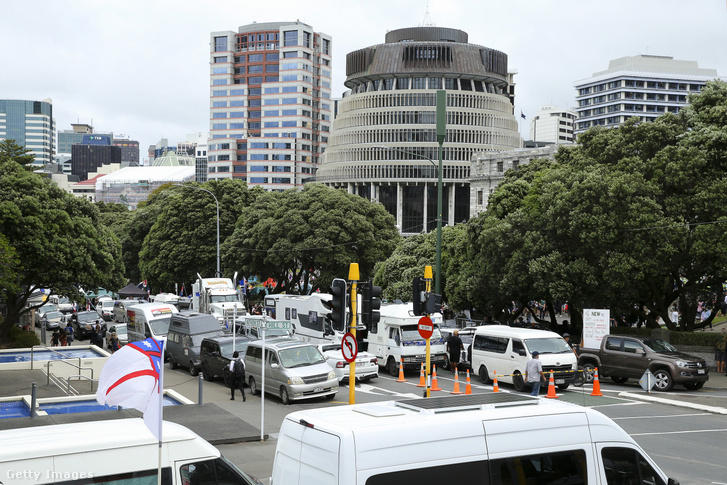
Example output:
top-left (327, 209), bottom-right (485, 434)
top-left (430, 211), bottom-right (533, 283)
top-left (229, 351), bottom-right (246, 401)
top-left (525, 351), bottom-right (544, 396)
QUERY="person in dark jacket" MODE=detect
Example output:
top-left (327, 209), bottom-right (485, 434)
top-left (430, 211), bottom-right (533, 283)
top-left (229, 351), bottom-right (246, 401)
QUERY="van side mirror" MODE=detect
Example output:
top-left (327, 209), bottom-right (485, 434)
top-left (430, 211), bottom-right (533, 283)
top-left (635, 348), bottom-right (645, 355)
top-left (668, 478), bottom-right (680, 485)
top-left (271, 363), bottom-right (279, 369)
top-left (517, 349), bottom-right (526, 356)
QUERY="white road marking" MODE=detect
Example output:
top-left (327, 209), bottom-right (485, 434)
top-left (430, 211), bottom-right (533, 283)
top-left (613, 412), bottom-right (711, 420)
top-left (355, 382), bottom-right (421, 399)
top-left (619, 392), bottom-right (727, 415)
top-left (630, 428), bottom-right (727, 436)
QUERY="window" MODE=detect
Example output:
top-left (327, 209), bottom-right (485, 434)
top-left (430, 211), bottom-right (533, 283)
top-left (230, 100), bottom-right (244, 107)
top-left (283, 30), bottom-right (298, 46)
top-left (266, 52), bottom-right (279, 61)
top-left (212, 79), bottom-right (228, 85)
top-left (212, 67), bottom-right (228, 74)
top-left (248, 65), bottom-right (263, 73)
top-left (213, 56), bottom-right (227, 63)
top-left (512, 339), bottom-right (526, 356)
top-left (282, 121), bottom-right (297, 127)
top-left (263, 98), bottom-right (279, 105)
top-left (249, 76), bottom-right (263, 84)
top-left (212, 101), bottom-right (227, 108)
top-left (212, 112), bottom-right (227, 119)
top-left (249, 177), bottom-right (268, 183)
top-left (429, 77), bottom-right (442, 89)
top-left (180, 458), bottom-right (249, 485)
top-left (249, 165), bottom-right (267, 171)
top-left (272, 177), bottom-right (291, 184)
top-left (282, 86), bottom-right (297, 93)
top-left (282, 74), bottom-right (297, 82)
top-left (264, 122), bottom-right (279, 128)
top-left (264, 110), bottom-right (279, 116)
top-left (214, 36), bottom-right (227, 52)
top-left (213, 89), bottom-right (227, 96)
top-left (303, 31), bottom-right (311, 48)
top-left (322, 38), bottom-right (330, 55)
top-left (283, 51), bottom-right (297, 58)
top-left (248, 53), bottom-right (263, 62)
top-left (212, 123), bottom-right (227, 130)
top-left (282, 97), bottom-right (297, 104)
top-left (230, 123), bottom-right (244, 129)
top-left (497, 161), bottom-right (504, 172)
top-left (281, 109), bottom-right (297, 116)
top-left (489, 450), bottom-right (587, 485)
top-left (622, 340), bottom-right (644, 354)
top-left (396, 78), bottom-right (409, 89)
top-left (230, 111), bottom-right (244, 118)
top-left (366, 461), bottom-right (487, 485)
top-left (230, 89), bottom-right (244, 96)
top-left (472, 335), bottom-right (508, 353)
top-left (602, 447), bottom-right (665, 485)
top-left (605, 337), bottom-right (623, 351)
top-left (266, 64), bottom-right (279, 72)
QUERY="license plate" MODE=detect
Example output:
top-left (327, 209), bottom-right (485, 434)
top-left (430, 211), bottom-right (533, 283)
top-left (313, 387), bottom-right (323, 393)
top-left (698, 369), bottom-right (705, 375)
top-left (555, 379), bottom-right (565, 384)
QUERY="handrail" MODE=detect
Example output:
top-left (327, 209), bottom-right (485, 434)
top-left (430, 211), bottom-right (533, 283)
top-left (45, 358), bottom-right (94, 386)
top-left (67, 374), bottom-right (96, 394)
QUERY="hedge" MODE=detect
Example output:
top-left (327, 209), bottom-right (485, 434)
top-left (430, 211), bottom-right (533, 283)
top-left (613, 327), bottom-right (722, 346)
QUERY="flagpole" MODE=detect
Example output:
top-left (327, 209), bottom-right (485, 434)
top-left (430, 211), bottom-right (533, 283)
top-left (157, 338), bottom-right (165, 485)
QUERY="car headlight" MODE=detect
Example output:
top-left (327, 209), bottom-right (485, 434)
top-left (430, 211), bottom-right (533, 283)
top-left (675, 360), bottom-right (687, 368)
top-left (327, 371), bottom-right (336, 380)
top-left (289, 376), bottom-right (304, 385)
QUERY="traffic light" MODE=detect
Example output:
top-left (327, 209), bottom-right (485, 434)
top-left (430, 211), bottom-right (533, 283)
top-left (412, 276), bottom-right (425, 316)
top-left (361, 282), bottom-right (382, 329)
top-left (425, 292), bottom-right (442, 315)
top-left (330, 278), bottom-right (347, 332)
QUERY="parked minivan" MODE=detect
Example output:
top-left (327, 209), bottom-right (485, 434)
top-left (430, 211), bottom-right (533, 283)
top-left (244, 338), bottom-right (338, 405)
top-left (113, 299), bottom-right (146, 323)
top-left (200, 335), bottom-right (253, 383)
top-left (166, 312), bottom-right (224, 375)
top-left (271, 394), bottom-right (678, 485)
top-left (126, 302), bottom-right (178, 343)
top-left (471, 325), bottom-right (578, 392)
top-left (0, 418), bottom-right (261, 485)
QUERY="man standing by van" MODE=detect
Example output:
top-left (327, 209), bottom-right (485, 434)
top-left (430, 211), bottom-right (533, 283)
top-left (525, 351), bottom-right (544, 396)
top-left (446, 330), bottom-right (463, 372)
top-left (229, 351), bottom-right (246, 401)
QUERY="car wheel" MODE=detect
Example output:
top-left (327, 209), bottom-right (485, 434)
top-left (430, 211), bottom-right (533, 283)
top-left (443, 355), bottom-right (450, 371)
top-left (169, 355), bottom-right (178, 370)
top-left (203, 364), bottom-right (214, 382)
top-left (479, 365), bottom-right (491, 384)
top-left (249, 376), bottom-right (258, 395)
top-left (684, 381), bottom-right (704, 391)
top-left (611, 376), bottom-right (628, 384)
top-left (387, 357), bottom-right (398, 377)
top-left (189, 363), bottom-right (199, 377)
top-left (557, 384), bottom-right (570, 391)
top-left (512, 372), bottom-right (526, 392)
top-left (325, 392), bottom-right (336, 400)
top-left (581, 363), bottom-right (596, 383)
top-left (280, 386), bottom-right (290, 405)
top-left (652, 369), bottom-right (673, 392)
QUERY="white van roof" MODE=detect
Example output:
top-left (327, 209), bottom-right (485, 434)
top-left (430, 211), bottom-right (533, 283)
top-left (0, 418), bottom-right (215, 463)
top-left (474, 325), bottom-right (562, 339)
top-left (380, 303), bottom-right (442, 323)
top-left (127, 302), bottom-right (179, 314)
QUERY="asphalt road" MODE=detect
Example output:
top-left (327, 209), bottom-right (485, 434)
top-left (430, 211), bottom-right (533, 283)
top-left (162, 363), bottom-right (727, 484)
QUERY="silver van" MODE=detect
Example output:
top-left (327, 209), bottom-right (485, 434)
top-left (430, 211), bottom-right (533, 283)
top-left (166, 312), bottom-right (223, 375)
top-left (244, 338), bottom-right (338, 405)
top-left (113, 299), bottom-right (145, 323)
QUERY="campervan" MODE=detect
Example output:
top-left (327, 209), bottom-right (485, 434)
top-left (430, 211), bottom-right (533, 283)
top-left (126, 302), bottom-right (178, 343)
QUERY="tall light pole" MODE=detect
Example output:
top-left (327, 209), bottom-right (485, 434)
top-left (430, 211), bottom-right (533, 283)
top-left (173, 183), bottom-right (220, 277)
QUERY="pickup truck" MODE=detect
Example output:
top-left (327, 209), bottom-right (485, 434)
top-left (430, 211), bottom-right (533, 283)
top-left (578, 335), bottom-right (708, 391)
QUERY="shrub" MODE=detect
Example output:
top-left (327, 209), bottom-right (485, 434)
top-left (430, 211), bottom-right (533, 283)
top-left (9, 326), bottom-right (40, 348)
top-left (613, 327), bottom-right (722, 346)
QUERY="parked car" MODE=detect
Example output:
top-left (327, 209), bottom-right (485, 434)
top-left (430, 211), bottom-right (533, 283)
top-left (244, 338), bottom-right (338, 405)
top-left (98, 299), bottom-right (116, 321)
top-left (166, 313), bottom-right (224, 376)
top-left (578, 335), bottom-right (708, 391)
top-left (74, 311), bottom-right (104, 339)
top-left (112, 299), bottom-right (146, 323)
top-left (41, 311), bottom-right (65, 331)
top-left (35, 304), bottom-right (59, 326)
top-left (200, 335), bottom-right (253, 383)
top-left (106, 324), bottom-right (129, 348)
top-left (319, 343), bottom-right (378, 383)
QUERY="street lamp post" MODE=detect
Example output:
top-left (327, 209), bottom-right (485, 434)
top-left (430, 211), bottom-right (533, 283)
top-left (173, 183), bottom-right (220, 277)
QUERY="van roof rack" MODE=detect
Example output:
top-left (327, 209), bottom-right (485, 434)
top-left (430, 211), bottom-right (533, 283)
top-left (395, 392), bottom-right (539, 413)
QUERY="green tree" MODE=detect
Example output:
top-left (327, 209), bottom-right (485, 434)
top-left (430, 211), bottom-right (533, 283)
top-left (0, 149), bottom-right (124, 341)
top-left (138, 179), bottom-right (261, 291)
top-left (223, 184), bottom-right (400, 293)
top-left (0, 139), bottom-right (35, 168)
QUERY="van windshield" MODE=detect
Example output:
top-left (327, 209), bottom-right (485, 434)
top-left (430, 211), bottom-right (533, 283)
top-left (401, 325), bottom-right (443, 344)
top-left (210, 295), bottom-right (239, 303)
top-left (278, 346), bottom-right (325, 368)
top-left (150, 318), bottom-right (171, 336)
top-left (220, 340), bottom-right (249, 358)
top-left (524, 338), bottom-right (572, 355)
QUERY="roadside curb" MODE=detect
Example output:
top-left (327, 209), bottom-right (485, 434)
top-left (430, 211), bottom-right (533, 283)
top-left (618, 391), bottom-right (727, 415)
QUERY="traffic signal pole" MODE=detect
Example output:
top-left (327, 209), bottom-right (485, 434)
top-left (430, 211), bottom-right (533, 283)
top-left (348, 263), bottom-right (359, 405)
top-left (424, 265), bottom-right (433, 398)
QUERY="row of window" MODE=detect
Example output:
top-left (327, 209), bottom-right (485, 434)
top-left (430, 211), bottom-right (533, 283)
top-left (579, 92), bottom-right (688, 106)
top-left (339, 91), bottom-right (512, 115)
top-left (578, 104), bottom-right (681, 118)
top-left (317, 162), bottom-right (471, 181)
top-left (576, 114), bottom-right (661, 130)
top-left (347, 76), bottom-right (507, 95)
top-left (329, 127), bottom-right (518, 148)
top-left (333, 108), bottom-right (518, 132)
top-left (578, 79), bottom-right (704, 96)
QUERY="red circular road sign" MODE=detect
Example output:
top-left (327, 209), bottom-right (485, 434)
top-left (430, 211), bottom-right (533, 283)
top-left (341, 332), bottom-right (358, 363)
top-left (418, 316), bottom-right (434, 339)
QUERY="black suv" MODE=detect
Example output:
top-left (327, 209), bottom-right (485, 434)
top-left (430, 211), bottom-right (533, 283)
top-left (74, 311), bottom-right (104, 339)
top-left (200, 335), bottom-right (252, 384)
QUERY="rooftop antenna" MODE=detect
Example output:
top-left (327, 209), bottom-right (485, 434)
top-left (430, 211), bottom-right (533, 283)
top-left (421, 0), bottom-right (435, 27)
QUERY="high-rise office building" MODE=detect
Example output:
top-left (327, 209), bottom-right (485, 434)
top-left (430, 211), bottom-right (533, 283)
top-left (316, 27), bottom-right (520, 234)
top-left (529, 106), bottom-right (576, 145)
top-left (0, 99), bottom-right (55, 165)
top-left (57, 123), bottom-right (113, 155)
top-left (208, 21), bottom-right (332, 189)
top-left (71, 144), bottom-right (121, 181)
top-left (574, 55), bottom-right (719, 136)
top-left (113, 138), bottom-right (140, 166)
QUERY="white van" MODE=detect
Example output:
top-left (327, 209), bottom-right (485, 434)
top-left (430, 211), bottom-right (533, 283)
top-left (365, 303), bottom-right (447, 376)
top-left (272, 394), bottom-right (677, 485)
top-left (126, 302), bottom-right (179, 343)
top-left (0, 418), bottom-right (260, 485)
top-left (471, 326), bottom-right (578, 391)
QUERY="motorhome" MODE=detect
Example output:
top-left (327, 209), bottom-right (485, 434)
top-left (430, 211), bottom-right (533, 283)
top-left (263, 293), bottom-right (338, 343)
top-left (0, 418), bottom-right (260, 485)
top-left (191, 273), bottom-right (246, 323)
top-left (366, 302), bottom-right (447, 376)
top-left (271, 394), bottom-right (677, 485)
top-left (166, 312), bottom-right (225, 375)
top-left (126, 302), bottom-right (179, 343)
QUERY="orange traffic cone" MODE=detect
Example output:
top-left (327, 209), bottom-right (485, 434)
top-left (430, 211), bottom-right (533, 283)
top-left (430, 365), bottom-right (442, 391)
top-left (545, 370), bottom-right (558, 398)
top-left (450, 369), bottom-right (463, 394)
top-left (464, 369), bottom-right (473, 395)
top-left (591, 367), bottom-right (604, 396)
top-left (492, 370), bottom-right (500, 392)
top-left (396, 360), bottom-right (406, 383)
top-left (416, 363), bottom-right (426, 387)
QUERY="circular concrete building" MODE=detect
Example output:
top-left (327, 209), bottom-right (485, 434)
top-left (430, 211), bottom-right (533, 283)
top-left (316, 27), bottom-right (521, 234)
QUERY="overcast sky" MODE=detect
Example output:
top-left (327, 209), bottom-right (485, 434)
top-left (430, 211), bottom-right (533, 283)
top-left (2, 0), bottom-right (726, 161)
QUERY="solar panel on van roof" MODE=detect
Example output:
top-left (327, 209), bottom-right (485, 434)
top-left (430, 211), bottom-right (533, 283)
top-left (395, 392), bottom-right (538, 413)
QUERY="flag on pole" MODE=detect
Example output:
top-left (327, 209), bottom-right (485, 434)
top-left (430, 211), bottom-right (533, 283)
top-left (520, 111), bottom-right (526, 119)
top-left (96, 337), bottom-right (165, 440)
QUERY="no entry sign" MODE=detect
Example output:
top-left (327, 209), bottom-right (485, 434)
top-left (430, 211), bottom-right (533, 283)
top-left (418, 316), bottom-right (433, 339)
top-left (341, 332), bottom-right (358, 363)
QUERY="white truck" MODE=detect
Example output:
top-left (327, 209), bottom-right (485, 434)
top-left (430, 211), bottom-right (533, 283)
top-left (191, 273), bottom-right (246, 324)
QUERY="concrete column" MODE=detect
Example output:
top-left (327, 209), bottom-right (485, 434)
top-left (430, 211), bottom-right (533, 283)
top-left (347, 183), bottom-right (354, 194)
top-left (422, 182), bottom-right (428, 232)
top-left (396, 183), bottom-right (403, 231)
top-left (448, 183), bottom-right (455, 226)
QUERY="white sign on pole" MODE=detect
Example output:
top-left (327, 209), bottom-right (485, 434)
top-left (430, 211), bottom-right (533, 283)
top-left (639, 369), bottom-right (655, 393)
top-left (583, 309), bottom-right (610, 350)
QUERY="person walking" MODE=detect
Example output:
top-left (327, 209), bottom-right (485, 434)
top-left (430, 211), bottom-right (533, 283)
top-left (51, 329), bottom-right (60, 347)
top-left (109, 332), bottom-right (121, 352)
top-left (446, 330), bottom-right (463, 372)
top-left (229, 351), bottom-right (246, 401)
top-left (65, 322), bottom-right (74, 346)
top-left (525, 351), bottom-right (544, 396)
